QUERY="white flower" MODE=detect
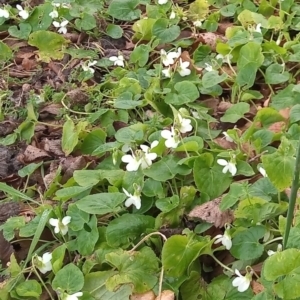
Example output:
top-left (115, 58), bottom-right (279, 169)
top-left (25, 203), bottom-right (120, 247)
top-left (0, 8), bottom-right (9, 18)
top-left (258, 166), bottom-right (267, 177)
top-left (178, 114), bottom-right (192, 133)
top-left (82, 60), bottom-right (97, 74)
top-left (53, 20), bottom-right (68, 34)
top-left (16, 5), bottom-right (29, 19)
top-left (63, 292), bottom-right (83, 300)
top-left (122, 152), bottom-right (141, 171)
top-left (109, 55), bottom-right (124, 67)
top-left (214, 231), bottom-right (232, 250)
top-left (267, 250), bottom-right (275, 256)
top-left (123, 188), bottom-right (141, 209)
top-left (223, 131), bottom-right (234, 142)
top-left (158, 0), bottom-right (168, 4)
top-left (162, 67), bottom-right (172, 78)
top-left (161, 49), bottom-right (179, 67)
top-left (49, 216), bottom-right (71, 235)
top-left (204, 63), bottom-right (213, 72)
top-left (36, 252), bottom-right (52, 274)
top-left (161, 127), bottom-right (180, 149)
top-left (216, 54), bottom-right (233, 64)
top-left (49, 9), bottom-right (59, 18)
top-left (255, 23), bottom-right (262, 33)
top-left (217, 159), bottom-right (237, 176)
top-left (193, 20), bottom-right (202, 28)
top-left (232, 269), bottom-right (252, 292)
top-left (140, 140), bottom-right (158, 169)
top-left (177, 58), bottom-right (191, 77)
top-left (169, 11), bottom-right (176, 19)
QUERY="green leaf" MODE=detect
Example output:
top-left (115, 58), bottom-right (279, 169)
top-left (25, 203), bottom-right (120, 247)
top-left (28, 30), bottom-right (68, 63)
top-left (84, 271), bottom-right (132, 299)
top-left (16, 280), bottom-right (42, 298)
top-left (262, 248), bottom-right (300, 299)
top-left (67, 203), bottom-right (89, 231)
top-left (18, 162), bottom-right (43, 178)
top-left (254, 107), bottom-right (285, 127)
top-left (0, 216), bottom-right (26, 241)
top-left (54, 186), bottom-right (92, 202)
top-left (143, 156), bottom-right (191, 182)
top-left (81, 129), bottom-right (106, 154)
top-left (237, 42), bottom-right (264, 68)
top-left (8, 23), bottom-right (32, 40)
top-left (289, 104), bottom-right (300, 124)
top-left (52, 263), bottom-right (84, 294)
top-left (76, 193), bottom-right (126, 215)
top-left (202, 71), bottom-right (228, 88)
top-left (105, 247), bottom-right (159, 293)
top-left (107, 0), bottom-right (141, 21)
top-left (220, 182), bottom-right (247, 210)
top-left (162, 234), bottom-right (210, 277)
top-left (156, 195), bottom-right (180, 212)
top-left (75, 13), bottom-right (96, 30)
top-left (220, 103), bottom-right (250, 123)
top-left (62, 118), bottom-right (79, 156)
top-left (106, 24), bottom-right (123, 39)
top-left (262, 137), bottom-right (295, 191)
top-left (165, 81), bottom-right (200, 106)
top-left (51, 244), bottom-right (66, 274)
top-left (231, 226), bottom-right (265, 260)
top-left (106, 214), bottom-right (155, 247)
top-left (0, 182), bottom-right (34, 202)
top-left (265, 63), bottom-right (289, 84)
top-left (152, 19), bottom-right (181, 43)
top-left (130, 44), bottom-right (150, 67)
top-left (194, 156), bottom-right (231, 199)
top-left (248, 178), bottom-right (278, 201)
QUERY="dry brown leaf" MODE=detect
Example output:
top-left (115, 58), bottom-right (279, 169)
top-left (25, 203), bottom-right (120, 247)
top-left (188, 198), bottom-right (234, 228)
top-left (213, 137), bottom-right (236, 150)
top-left (251, 281), bottom-right (264, 295)
top-left (197, 33), bottom-right (227, 51)
top-left (218, 101), bottom-right (232, 113)
top-left (40, 138), bottom-right (64, 156)
top-left (39, 103), bottom-right (63, 116)
top-left (155, 290), bottom-right (175, 300)
top-left (267, 121), bottom-right (286, 133)
top-left (67, 88), bottom-right (89, 105)
top-left (22, 145), bottom-right (51, 163)
top-left (218, 22), bottom-right (233, 34)
top-left (279, 108), bottom-right (290, 120)
top-left (131, 291), bottom-right (155, 300)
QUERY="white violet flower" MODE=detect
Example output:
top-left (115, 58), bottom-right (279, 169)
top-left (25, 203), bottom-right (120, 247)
top-left (161, 49), bottom-right (180, 67)
top-left (16, 5), bottom-right (29, 20)
top-left (162, 67), bottom-right (172, 78)
top-left (158, 0), bottom-right (168, 4)
top-left (258, 166), bottom-right (267, 177)
top-left (223, 131), bottom-right (234, 142)
top-left (161, 127), bottom-right (180, 149)
top-left (49, 9), bottom-right (59, 18)
top-left (109, 55), bottom-right (125, 67)
top-left (217, 159), bottom-right (237, 176)
top-left (204, 63), bottom-right (213, 72)
top-left (214, 231), bottom-right (232, 250)
top-left (193, 20), bottom-right (202, 28)
top-left (0, 8), bottom-right (9, 18)
top-left (36, 252), bottom-right (52, 274)
top-left (52, 2), bottom-right (69, 8)
top-left (177, 58), bottom-right (191, 77)
top-left (169, 11), bottom-right (176, 19)
top-left (140, 140), bottom-right (158, 169)
top-left (82, 60), bottom-right (97, 74)
top-left (53, 19), bottom-right (69, 34)
top-left (267, 244), bottom-right (282, 256)
top-left (232, 269), bottom-right (252, 293)
top-left (178, 114), bottom-right (192, 133)
top-left (49, 216), bottom-right (71, 235)
top-left (122, 151), bottom-right (141, 171)
top-left (63, 292), bottom-right (83, 300)
top-left (123, 187), bottom-right (142, 209)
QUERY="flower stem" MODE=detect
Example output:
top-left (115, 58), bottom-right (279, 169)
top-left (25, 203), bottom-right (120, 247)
top-left (263, 237), bottom-right (283, 246)
top-left (211, 255), bottom-right (234, 274)
top-left (283, 136), bottom-right (300, 249)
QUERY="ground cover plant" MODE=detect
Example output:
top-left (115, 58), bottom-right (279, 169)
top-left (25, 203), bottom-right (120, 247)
top-left (1, 0), bottom-right (300, 299)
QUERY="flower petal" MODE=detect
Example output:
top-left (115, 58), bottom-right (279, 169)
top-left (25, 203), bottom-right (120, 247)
top-left (161, 129), bottom-right (172, 139)
top-left (49, 218), bottom-right (59, 226)
top-left (122, 188), bottom-right (131, 197)
top-left (121, 154), bottom-right (134, 163)
top-left (62, 216), bottom-right (71, 225)
top-left (217, 159), bottom-right (227, 166)
top-left (42, 252), bottom-right (52, 263)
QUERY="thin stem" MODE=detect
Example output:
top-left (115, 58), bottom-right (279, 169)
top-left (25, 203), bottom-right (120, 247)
top-left (211, 255), bottom-right (234, 274)
top-left (129, 232), bottom-right (167, 252)
top-left (283, 136), bottom-right (300, 249)
top-left (263, 237), bottom-right (283, 246)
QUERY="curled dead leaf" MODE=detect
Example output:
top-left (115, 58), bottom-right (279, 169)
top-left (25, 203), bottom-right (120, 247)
top-left (155, 290), bottom-right (175, 300)
top-left (197, 33), bottom-right (227, 51)
top-left (130, 291), bottom-right (155, 300)
top-left (188, 198), bottom-right (234, 228)
top-left (251, 281), bottom-right (264, 295)
top-left (213, 137), bottom-right (236, 150)
top-left (218, 101), bottom-right (233, 113)
top-left (22, 145), bottom-right (51, 163)
top-left (267, 121), bottom-right (286, 133)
